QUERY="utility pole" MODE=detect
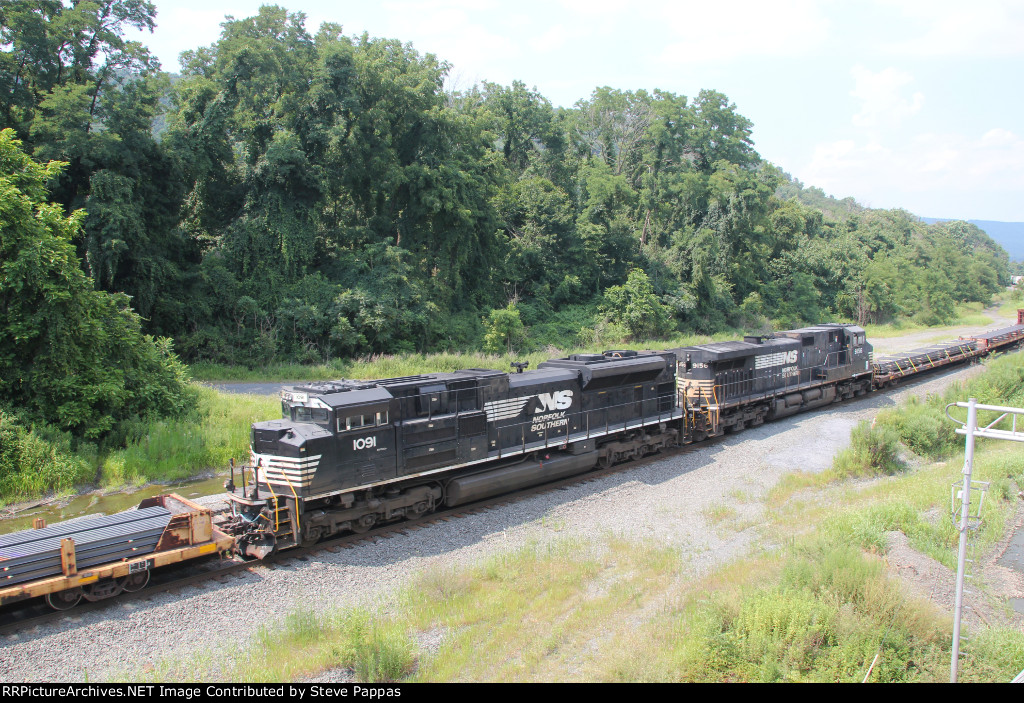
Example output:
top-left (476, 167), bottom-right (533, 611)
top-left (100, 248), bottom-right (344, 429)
top-left (945, 398), bottom-right (1024, 682)
top-left (950, 397), bottom-right (977, 683)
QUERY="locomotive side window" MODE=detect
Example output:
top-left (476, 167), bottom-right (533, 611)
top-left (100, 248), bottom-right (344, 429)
top-left (344, 414), bottom-right (372, 431)
top-left (339, 411), bottom-right (388, 432)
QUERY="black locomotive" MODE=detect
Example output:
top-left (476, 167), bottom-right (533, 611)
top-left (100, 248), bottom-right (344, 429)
top-left (223, 319), bottom-right (1020, 558)
top-left (677, 324), bottom-right (873, 437)
top-left (225, 350), bottom-right (680, 557)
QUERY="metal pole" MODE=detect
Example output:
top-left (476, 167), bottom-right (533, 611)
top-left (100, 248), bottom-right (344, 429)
top-left (951, 397), bottom-right (978, 683)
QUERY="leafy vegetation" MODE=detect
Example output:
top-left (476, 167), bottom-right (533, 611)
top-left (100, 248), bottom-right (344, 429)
top-left (0, 2), bottom-right (1013, 500)
top-left (0, 129), bottom-right (193, 441)
top-left (0, 408), bottom-right (94, 503)
top-left (1, 2), bottom-right (1010, 369)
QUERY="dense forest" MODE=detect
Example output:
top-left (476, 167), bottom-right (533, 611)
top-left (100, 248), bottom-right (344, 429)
top-left (0, 1), bottom-right (1010, 444)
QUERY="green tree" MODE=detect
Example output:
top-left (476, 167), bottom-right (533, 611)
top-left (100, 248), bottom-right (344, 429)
top-left (1, 1), bottom-right (191, 335)
top-left (0, 129), bottom-right (192, 439)
top-left (483, 303), bottom-right (526, 354)
top-left (600, 269), bottom-right (673, 340)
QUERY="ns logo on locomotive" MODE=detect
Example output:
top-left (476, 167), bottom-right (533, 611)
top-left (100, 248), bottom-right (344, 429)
top-left (221, 323), bottom-right (876, 558)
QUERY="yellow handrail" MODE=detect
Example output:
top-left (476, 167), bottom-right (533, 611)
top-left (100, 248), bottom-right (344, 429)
top-left (277, 467), bottom-right (302, 541)
top-left (264, 478), bottom-right (280, 532)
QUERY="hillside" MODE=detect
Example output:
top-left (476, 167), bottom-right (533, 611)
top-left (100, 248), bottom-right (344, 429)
top-left (923, 218), bottom-right (1024, 261)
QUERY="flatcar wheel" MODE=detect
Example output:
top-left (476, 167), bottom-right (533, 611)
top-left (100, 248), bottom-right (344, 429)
top-left (121, 570), bottom-right (150, 593)
top-left (46, 587), bottom-right (83, 611)
top-left (82, 578), bottom-right (125, 602)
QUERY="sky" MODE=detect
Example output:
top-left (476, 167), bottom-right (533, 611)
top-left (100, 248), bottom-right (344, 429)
top-left (128, 0), bottom-right (1024, 222)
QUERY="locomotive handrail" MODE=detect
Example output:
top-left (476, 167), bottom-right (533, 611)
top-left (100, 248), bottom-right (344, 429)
top-left (278, 464), bottom-right (302, 541)
top-left (264, 478), bottom-right (280, 532)
top-left (692, 355), bottom-right (856, 408)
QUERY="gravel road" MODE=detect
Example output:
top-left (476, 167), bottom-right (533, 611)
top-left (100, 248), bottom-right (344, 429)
top-left (0, 361), bottom-right (986, 682)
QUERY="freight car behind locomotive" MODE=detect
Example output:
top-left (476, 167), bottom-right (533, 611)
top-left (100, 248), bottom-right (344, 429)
top-left (227, 350), bottom-right (681, 556)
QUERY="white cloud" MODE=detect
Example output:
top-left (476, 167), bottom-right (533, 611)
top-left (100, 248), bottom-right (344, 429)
top-left (850, 65), bottom-right (924, 128)
top-left (801, 128), bottom-right (1024, 218)
top-left (879, 0), bottom-right (1024, 57)
top-left (553, 0), bottom-right (831, 62)
top-left (655, 0), bottom-right (831, 62)
top-left (369, 1), bottom-right (524, 71)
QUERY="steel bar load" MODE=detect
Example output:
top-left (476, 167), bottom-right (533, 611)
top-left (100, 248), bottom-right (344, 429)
top-left (873, 340), bottom-right (979, 379)
top-left (0, 506), bottom-right (172, 587)
top-left (0, 494), bottom-right (234, 609)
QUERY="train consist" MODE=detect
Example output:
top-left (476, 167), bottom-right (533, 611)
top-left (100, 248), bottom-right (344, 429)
top-left (224, 318), bottom-right (1024, 558)
top-left (5, 316), bottom-right (1024, 607)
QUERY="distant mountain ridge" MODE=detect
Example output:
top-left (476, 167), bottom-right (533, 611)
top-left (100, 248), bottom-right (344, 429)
top-left (922, 218), bottom-right (1024, 261)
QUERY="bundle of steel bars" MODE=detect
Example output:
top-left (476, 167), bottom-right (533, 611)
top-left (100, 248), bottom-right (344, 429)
top-left (0, 507), bottom-right (171, 587)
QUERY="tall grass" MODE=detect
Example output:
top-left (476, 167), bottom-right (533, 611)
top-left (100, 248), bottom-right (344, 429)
top-left (98, 386), bottom-right (279, 488)
top-left (123, 608), bottom-right (415, 684)
top-left (0, 384), bottom-right (280, 504)
top-left (830, 421), bottom-right (906, 480)
top-left (0, 409), bottom-right (95, 507)
top-left (627, 542), bottom-right (952, 682)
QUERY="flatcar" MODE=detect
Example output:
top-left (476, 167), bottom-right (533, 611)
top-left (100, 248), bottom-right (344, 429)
top-left (0, 494), bottom-right (233, 610)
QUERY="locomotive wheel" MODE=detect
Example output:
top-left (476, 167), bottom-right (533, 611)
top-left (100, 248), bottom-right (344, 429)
top-left (407, 501), bottom-right (430, 518)
top-left (350, 514), bottom-right (377, 533)
top-left (301, 526), bottom-right (325, 548)
top-left (46, 587), bottom-right (83, 611)
top-left (122, 570), bottom-right (150, 593)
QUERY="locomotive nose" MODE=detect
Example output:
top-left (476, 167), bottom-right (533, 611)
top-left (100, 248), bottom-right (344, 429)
top-left (252, 420), bottom-right (305, 455)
